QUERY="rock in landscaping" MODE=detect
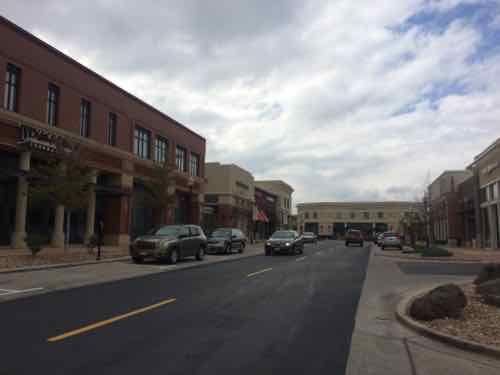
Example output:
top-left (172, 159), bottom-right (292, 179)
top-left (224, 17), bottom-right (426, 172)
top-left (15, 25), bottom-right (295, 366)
top-left (410, 284), bottom-right (467, 321)
top-left (474, 263), bottom-right (500, 285)
top-left (477, 279), bottom-right (500, 308)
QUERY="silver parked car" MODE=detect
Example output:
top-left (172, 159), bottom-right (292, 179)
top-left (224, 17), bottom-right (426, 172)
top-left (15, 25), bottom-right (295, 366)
top-left (380, 232), bottom-right (402, 250)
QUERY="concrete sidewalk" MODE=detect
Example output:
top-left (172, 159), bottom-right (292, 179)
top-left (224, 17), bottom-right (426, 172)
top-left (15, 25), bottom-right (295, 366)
top-left (0, 243), bottom-right (264, 302)
top-left (346, 245), bottom-right (500, 375)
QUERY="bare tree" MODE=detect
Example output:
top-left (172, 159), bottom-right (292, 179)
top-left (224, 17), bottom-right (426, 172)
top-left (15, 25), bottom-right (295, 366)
top-left (143, 162), bottom-right (177, 225)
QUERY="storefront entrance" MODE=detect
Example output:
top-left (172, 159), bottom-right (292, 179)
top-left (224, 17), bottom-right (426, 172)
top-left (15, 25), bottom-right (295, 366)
top-left (0, 181), bottom-right (16, 246)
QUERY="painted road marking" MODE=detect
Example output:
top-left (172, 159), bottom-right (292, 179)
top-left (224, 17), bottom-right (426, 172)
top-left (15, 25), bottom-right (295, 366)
top-left (247, 268), bottom-right (273, 278)
top-left (0, 287), bottom-right (44, 296)
top-left (296, 256), bottom-right (307, 262)
top-left (47, 297), bottom-right (176, 343)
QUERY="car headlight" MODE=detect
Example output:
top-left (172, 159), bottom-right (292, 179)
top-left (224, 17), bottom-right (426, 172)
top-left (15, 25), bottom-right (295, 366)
top-left (160, 240), bottom-right (172, 249)
top-left (285, 242), bottom-right (291, 247)
top-left (266, 241), bottom-right (271, 246)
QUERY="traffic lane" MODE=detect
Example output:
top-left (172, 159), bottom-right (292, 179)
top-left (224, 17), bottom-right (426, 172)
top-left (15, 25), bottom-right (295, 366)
top-left (0, 241), bottom-right (328, 372)
top-left (44, 240), bottom-right (366, 375)
top-left (23, 241), bottom-right (368, 375)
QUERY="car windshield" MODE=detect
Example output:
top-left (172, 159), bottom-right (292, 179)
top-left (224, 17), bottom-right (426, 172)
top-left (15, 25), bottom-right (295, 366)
top-left (147, 226), bottom-right (182, 236)
top-left (271, 231), bottom-right (295, 239)
top-left (211, 229), bottom-right (231, 237)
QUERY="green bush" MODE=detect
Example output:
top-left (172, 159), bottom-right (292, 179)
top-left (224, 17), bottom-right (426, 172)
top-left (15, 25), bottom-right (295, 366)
top-left (25, 234), bottom-right (47, 256)
top-left (420, 247), bottom-right (452, 257)
top-left (474, 263), bottom-right (500, 285)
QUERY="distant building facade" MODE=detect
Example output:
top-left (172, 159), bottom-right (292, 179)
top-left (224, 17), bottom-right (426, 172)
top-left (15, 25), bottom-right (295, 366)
top-left (203, 162), bottom-right (254, 237)
top-left (297, 201), bottom-right (415, 238)
top-left (428, 170), bottom-right (472, 246)
top-left (254, 180), bottom-right (293, 229)
top-left (254, 186), bottom-right (278, 240)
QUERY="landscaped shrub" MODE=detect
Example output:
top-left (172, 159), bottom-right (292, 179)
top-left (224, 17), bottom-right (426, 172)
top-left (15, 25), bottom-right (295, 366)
top-left (420, 247), bottom-right (452, 257)
top-left (410, 284), bottom-right (467, 321)
top-left (25, 234), bottom-right (47, 256)
top-left (474, 263), bottom-right (500, 285)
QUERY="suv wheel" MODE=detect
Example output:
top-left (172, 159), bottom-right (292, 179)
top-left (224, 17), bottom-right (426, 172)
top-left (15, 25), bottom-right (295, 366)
top-left (345, 242), bottom-right (349, 247)
top-left (132, 256), bottom-right (143, 264)
top-left (168, 249), bottom-right (179, 264)
top-left (196, 247), bottom-right (205, 261)
top-left (239, 242), bottom-right (245, 254)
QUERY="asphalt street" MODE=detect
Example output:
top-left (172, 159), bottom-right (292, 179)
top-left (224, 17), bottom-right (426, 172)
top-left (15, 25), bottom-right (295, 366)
top-left (0, 240), bottom-right (370, 375)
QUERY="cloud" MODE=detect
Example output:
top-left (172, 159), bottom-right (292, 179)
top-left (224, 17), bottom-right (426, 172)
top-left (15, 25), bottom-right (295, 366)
top-left (2, 0), bottom-right (500, 210)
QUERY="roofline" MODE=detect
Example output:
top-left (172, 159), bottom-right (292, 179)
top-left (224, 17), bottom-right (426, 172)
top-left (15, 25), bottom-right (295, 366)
top-left (254, 185), bottom-right (278, 198)
top-left (469, 137), bottom-right (500, 167)
top-left (255, 180), bottom-right (294, 193)
top-left (429, 170), bottom-right (471, 187)
top-left (0, 15), bottom-right (205, 143)
top-left (296, 201), bottom-right (417, 207)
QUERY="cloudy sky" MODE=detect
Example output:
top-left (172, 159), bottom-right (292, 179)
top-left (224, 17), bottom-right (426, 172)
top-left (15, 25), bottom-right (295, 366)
top-left (3, 1), bottom-right (500, 206)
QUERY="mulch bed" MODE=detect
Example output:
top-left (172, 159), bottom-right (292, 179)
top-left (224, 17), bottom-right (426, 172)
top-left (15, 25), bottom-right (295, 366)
top-left (420, 284), bottom-right (500, 348)
top-left (0, 249), bottom-right (129, 270)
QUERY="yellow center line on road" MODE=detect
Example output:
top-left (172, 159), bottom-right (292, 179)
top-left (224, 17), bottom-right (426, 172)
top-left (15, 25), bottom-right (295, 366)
top-left (247, 268), bottom-right (273, 278)
top-left (296, 256), bottom-right (307, 262)
top-left (47, 297), bottom-right (176, 343)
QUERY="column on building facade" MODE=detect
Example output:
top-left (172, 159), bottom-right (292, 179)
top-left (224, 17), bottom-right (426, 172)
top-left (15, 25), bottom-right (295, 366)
top-left (10, 151), bottom-right (31, 248)
top-left (487, 205), bottom-right (498, 249)
top-left (84, 170), bottom-right (98, 244)
top-left (51, 204), bottom-right (65, 247)
top-left (105, 174), bottom-right (133, 247)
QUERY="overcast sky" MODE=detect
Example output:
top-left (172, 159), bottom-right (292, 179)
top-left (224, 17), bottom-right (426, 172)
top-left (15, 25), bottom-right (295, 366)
top-left (3, 1), bottom-right (500, 206)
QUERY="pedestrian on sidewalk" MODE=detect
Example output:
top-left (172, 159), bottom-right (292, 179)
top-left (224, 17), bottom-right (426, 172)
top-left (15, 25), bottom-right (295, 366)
top-left (96, 218), bottom-right (104, 261)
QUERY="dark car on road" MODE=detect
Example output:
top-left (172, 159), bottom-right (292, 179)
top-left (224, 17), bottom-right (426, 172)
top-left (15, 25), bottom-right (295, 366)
top-left (302, 232), bottom-right (318, 244)
top-left (130, 225), bottom-right (207, 264)
top-left (265, 230), bottom-right (304, 256)
top-left (345, 229), bottom-right (364, 247)
top-left (207, 228), bottom-right (246, 254)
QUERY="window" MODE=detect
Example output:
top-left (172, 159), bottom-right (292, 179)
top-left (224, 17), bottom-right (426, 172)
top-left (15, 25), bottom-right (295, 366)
top-left (336, 212), bottom-right (342, 219)
top-left (155, 136), bottom-right (168, 163)
top-left (47, 84), bottom-right (59, 126)
top-left (377, 212), bottom-right (384, 219)
top-left (350, 212), bottom-right (356, 219)
top-left (190, 226), bottom-right (200, 236)
top-left (363, 212), bottom-right (370, 219)
top-left (313, 212), bottom-right (317, 219)
top-left (176, 146), bottom-right (187, 172)
top-left (134, 126), bottom-right (150, 159)
top-left (79, 99), bottom-right (91, 137)
top-left (305, 212), bottom-right (309, 219)
top-left (190, 152), bottom-right (199, 176)
top-left (4, 63), bottom-right (21, 112)
top-left (107, 112), bottom-right (117, 146)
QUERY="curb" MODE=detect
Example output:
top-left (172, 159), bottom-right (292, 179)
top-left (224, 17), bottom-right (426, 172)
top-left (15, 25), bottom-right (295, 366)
top-left (0, 256), bottom-right (131, 275)
top-left (396, 283), bottom-right (500, 360)
top-left (375, 250), bottom-right (495, 264)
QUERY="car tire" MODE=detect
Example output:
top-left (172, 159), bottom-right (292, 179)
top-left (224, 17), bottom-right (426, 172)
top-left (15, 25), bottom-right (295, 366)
top-left (381, 246), bottom-right (385, 250)
top-left (132, 256), bottom-right (143, 264)
top-left (168, 249), bottom-right (179, 265)
top-left (360, 242), bottom-right (364, 247)
top-left (345, 242), bottom-right (349, 247)
top-left (225, 243), bottom-right (232, 255)
top-left (399, 246), bottom-right (403, 250)
top-left (196, 246), bottom-right (205, 261)
top-left (239, 242), bottom-right (245, 254)
top-left (299, 246), bottom-right (304, 254)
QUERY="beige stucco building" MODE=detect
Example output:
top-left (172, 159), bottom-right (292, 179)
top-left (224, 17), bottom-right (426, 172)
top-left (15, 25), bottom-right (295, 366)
top-left (254, 180), bottom-right (294, 229)
top-left (297, 201), bottom-right (416, 238)
top-left (203, 162), bottom-right (255, 236)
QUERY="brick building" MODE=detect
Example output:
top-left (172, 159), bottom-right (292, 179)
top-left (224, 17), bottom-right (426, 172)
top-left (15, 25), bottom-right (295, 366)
top-left (0, 16), bottom-right (205, 248)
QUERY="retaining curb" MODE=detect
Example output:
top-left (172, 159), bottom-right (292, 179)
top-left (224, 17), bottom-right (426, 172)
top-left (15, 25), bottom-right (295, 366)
top-left (396, 283), bottom-right (500, 360)
top-left (0, 256), bottom-right (131, 275)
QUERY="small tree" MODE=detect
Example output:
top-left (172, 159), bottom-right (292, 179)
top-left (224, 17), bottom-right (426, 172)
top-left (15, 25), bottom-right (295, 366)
top-left (30, 142), bottom-right (92, 249)
top-left (143, 162), bottom-right (176, 225)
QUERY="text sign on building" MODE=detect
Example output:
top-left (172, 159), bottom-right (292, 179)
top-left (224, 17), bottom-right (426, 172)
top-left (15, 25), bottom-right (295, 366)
top-left (18, 124), bottom-right (71, 153)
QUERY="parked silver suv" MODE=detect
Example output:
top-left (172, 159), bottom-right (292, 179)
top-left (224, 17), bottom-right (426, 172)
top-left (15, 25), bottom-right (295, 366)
top-left (380, 232), bottom-right (402, 250)
top-left (130, 225), bottom-right (207, 264)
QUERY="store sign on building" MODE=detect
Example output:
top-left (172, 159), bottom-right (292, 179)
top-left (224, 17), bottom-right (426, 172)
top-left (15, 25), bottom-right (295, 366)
top-left (18, 124), bottom-right (71, 153)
